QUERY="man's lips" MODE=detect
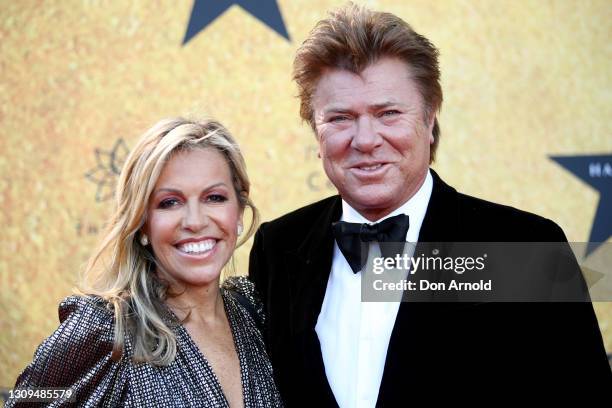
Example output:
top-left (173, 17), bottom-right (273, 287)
top-left (350, 161), bottom-right (388, 169)
top-left (349, 162), bottom-right (389, 176)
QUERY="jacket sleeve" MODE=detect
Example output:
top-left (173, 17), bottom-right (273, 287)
top-left (7, 296), bottom-right (130, 407)
top-left (249, 223), bottom-right (280, 357)
top-left (533, 219), bottom-right (611, 384)
top-left (248, 224), bottom-right (269, 310)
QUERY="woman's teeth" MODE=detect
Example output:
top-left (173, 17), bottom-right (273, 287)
top-left (177, 240), bottom-right (216, 254)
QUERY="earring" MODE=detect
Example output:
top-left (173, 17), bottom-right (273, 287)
top-left (140, 234), bottom-right (149, 246)
top-left (237, 224), bottom-right (243, 235)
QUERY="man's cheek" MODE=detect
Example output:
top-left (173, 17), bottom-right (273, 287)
top-left (323, 137), bottom-right (349, 158)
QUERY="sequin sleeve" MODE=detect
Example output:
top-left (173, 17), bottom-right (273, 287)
top-left (7, 295), bottom-right (130, 407)
top-left (222, 276), bottom-right (265, 329)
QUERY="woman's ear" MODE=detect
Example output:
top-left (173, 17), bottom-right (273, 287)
top-left (140, 220), bottom-right (150, 246)
top-left (237, 196), bottom-right (246, 236)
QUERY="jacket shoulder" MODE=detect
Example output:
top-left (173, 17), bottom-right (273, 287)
top-left (455, 192), bottom-right (566, 241)
top-left (259, 196), bottom-right (339, 236)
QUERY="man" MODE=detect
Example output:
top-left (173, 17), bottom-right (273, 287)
top-left (249, 4), bottom-right (610, 406)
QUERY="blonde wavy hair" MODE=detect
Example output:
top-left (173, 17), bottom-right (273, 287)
top-left (79, 118), bottom-right (259, 366)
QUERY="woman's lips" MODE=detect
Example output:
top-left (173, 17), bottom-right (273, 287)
top-left (175, 238), bottom-right (217, 255)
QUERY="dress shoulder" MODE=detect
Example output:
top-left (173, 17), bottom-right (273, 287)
top-left (58, 294), bottom-right (114, 329)
top-left (222, 276), bottom-right (265, 329)
top-left (7, 295), bottom-right (130, 407)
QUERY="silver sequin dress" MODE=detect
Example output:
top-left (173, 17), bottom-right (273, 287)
top-left (8, 277), bottom-right (283, 407)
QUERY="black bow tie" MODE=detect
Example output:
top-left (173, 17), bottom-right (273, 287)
top-left (332, 214), bottom-right (410, 273)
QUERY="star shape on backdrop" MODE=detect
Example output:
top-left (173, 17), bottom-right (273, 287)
top-left (85, 138), bottom-right (130, 202)
top-left (183, 0), bottom-right (290, 45)
top-left (550, 154), bottom-right (612, 257)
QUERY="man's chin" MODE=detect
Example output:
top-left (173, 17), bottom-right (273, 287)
top-left (345, 194), bottom-right (399, 220)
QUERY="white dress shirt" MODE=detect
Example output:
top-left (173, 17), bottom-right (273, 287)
top-left (315, 170), bottom-right (433, 408)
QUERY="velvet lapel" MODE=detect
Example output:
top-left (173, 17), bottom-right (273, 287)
top-left (287, 195), bottom-right (342, 333)
top-left (417, 169), bottom-right (461, 243)
top-left (286, 195), bottom-right (342, 404)
top-left (376, 170), bottom-right (461, 405)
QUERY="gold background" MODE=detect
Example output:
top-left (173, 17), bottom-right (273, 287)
top-left (1, 0), bottom-right (610, 385)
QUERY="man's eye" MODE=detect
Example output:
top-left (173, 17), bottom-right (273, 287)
top-left (381, 110), bottom-right (400, 117)
top-left (207, 194), bottom-right (228, 203)
top-left (158, 198), bottom-right (181, 209)
top-left (329, 115), bottom-right (349, 123)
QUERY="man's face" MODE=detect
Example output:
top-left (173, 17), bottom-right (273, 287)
top-left (312, 57), bottom-right (435, 221)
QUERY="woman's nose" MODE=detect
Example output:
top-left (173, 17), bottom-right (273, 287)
top-left (181, 202), bottom-right (208, 232)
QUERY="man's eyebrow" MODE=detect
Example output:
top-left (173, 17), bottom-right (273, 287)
top-left (322, 106), bottom-right (355, 115)
top-left (323, 101), bottom-right (405, 115)
top-left (370, 101), bottom-right (402, 110)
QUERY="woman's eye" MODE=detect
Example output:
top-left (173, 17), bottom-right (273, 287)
top-left (207, 194), bottom-right (228, 203)
top-left (158, 198), bottom-right (181, 209)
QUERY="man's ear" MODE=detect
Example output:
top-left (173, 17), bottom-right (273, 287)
top-left (427, 114), bottom-right (436, 144)
top-left (314, 126), bottom-right (323, 158)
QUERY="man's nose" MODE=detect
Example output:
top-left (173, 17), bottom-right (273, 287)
top-left (351, 115), bottom-right (382, 152)
top-left (182, 201), bottom-right (208, 232)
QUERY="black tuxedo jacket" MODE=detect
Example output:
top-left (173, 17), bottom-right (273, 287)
top-left (249, 171), bottom-right (610, 406)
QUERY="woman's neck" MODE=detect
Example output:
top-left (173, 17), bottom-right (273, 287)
top-left (165, 281), bottom-right (225, 324)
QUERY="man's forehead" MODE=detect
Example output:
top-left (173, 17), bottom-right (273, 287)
top-left (319, 56), bottom-right (413, 79)
top-left (318, 57), bottom-right (412, 82)
top-left (312, 59), bottom-right (420, 110)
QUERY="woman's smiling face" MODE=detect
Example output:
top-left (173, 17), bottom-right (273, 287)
top-left (144, 147), bottom-right (242, 290)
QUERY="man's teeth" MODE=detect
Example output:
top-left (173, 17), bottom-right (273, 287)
top-left (178, 240), bottom-right (216, 254)
top-left (360, 164), bottom-right (382, 171)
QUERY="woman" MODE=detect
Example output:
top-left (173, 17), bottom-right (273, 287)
top-left (8, 118), bottom-right (282, 407)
